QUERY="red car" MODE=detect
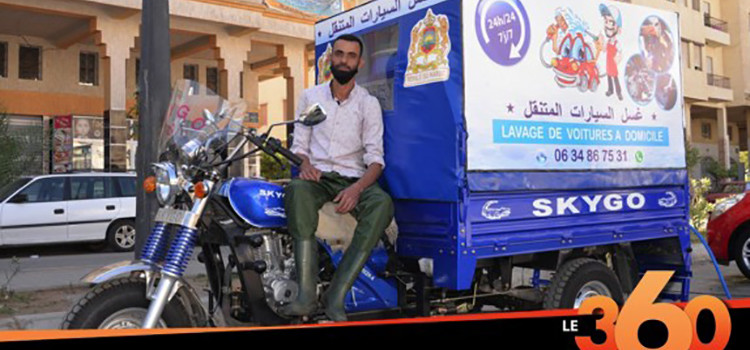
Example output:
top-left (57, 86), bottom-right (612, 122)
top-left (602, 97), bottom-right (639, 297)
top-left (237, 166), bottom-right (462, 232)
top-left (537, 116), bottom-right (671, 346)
top-left (707, 192), bottom-right (750, 278)
top-left (706, 181), bottom-right (750, 203)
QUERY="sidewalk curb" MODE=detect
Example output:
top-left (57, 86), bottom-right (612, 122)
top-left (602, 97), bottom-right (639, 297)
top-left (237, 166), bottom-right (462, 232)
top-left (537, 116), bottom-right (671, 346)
top-left (0, 312), bottom-right (65, 330)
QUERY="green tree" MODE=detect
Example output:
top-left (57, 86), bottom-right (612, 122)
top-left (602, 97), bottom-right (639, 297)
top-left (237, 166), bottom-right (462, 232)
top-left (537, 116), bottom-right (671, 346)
top-left (685, 140), bottom-right (700, 169)
top-left (261, 152), bottom-right (291, 180)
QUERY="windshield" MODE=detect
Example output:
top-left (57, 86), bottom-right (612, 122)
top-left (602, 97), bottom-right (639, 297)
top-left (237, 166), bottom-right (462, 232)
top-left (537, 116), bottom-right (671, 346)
top-left (158, 79), bottom-right (247, 167)
top-left (0, 178), bottom-right (32, 202)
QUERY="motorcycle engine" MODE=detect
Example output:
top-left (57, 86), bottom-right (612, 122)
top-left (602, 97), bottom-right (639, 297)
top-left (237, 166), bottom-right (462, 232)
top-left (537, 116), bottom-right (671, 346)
top-left (247, 232), bottom-right (299, 309)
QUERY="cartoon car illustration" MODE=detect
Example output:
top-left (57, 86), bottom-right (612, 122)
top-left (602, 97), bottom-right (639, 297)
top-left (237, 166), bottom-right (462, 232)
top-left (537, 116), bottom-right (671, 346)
top-left (542, 32), bottom-right (601, 92)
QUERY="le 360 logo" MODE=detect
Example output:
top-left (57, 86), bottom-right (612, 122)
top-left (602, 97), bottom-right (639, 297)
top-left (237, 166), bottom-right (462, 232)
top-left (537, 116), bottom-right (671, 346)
top-left (576, 271), bottom-right (731, 350)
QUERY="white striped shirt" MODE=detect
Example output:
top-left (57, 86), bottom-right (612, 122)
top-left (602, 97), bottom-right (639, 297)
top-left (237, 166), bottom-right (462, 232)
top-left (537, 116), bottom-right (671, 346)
top-left (290, 81), bottom-right (385, 178)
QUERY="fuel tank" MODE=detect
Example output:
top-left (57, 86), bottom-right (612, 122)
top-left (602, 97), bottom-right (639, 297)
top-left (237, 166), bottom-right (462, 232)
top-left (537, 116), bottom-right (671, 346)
top-left (224, 178), bottom-right (287, 228)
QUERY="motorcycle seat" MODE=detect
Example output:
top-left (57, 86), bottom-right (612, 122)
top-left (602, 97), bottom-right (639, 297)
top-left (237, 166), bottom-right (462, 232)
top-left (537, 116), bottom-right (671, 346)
top-left (315, 202), bottom-right (398, 252)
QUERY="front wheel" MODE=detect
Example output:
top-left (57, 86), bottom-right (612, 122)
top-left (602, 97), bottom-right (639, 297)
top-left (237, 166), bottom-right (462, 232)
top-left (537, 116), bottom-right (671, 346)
top-left (61, 277), bottom-right (192, 329)
top-left (543, 258), bottom-right (624, 310)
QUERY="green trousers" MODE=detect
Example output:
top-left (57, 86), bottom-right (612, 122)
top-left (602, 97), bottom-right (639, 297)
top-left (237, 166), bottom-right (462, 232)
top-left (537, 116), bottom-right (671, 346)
top-left (284, 171), bottom-right (394, 316)
top-left (285, 172), bottom-right (394, 244)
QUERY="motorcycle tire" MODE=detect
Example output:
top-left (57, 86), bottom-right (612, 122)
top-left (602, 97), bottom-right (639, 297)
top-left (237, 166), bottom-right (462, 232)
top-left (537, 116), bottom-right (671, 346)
top-left (61, 276), bottom-right (193, 329)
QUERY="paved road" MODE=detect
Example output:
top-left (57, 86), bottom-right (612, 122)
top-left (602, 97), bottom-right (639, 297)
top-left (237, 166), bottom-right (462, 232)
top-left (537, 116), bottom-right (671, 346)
top-left (0, 250), bottom-right (205, 292)
top-left (0, 242), bottom-right (748, 329)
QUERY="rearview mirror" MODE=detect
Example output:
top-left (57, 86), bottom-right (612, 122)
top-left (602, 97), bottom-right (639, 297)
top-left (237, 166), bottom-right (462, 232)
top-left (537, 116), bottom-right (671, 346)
top-left (9, 194), bottom-right (28, 204)
top-left (299, 103), bottom-right (327, 127)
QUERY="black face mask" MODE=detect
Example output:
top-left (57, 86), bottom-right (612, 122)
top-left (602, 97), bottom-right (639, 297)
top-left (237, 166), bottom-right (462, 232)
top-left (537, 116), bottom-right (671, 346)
top-left (330, 63), bottom-right (358, 85)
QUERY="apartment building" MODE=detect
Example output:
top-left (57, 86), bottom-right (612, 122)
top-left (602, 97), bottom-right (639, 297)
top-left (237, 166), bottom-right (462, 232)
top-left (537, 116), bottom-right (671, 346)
top-left (0, 0), bottom-right (321, 177)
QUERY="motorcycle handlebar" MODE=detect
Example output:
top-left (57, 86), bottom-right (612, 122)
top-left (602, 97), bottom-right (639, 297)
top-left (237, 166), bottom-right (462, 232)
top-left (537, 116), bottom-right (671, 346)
top-left (266, 137), bottom-right (303, 167)
top-left (245, 132), bottom-right (303, 167)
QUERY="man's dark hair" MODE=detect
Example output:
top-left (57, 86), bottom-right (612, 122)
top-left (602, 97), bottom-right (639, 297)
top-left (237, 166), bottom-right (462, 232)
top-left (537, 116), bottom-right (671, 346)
top-left (333, 34), bottom-right (364, 57)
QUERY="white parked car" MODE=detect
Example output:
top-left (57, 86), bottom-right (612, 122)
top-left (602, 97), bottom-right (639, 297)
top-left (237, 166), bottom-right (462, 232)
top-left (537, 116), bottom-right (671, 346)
top-left (0, 173), bottom-right (137, 251)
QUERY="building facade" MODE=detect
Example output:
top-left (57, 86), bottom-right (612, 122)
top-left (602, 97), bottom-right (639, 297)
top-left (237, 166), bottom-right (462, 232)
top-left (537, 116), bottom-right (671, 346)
top-left (0, 0), bottom-right (322, 178)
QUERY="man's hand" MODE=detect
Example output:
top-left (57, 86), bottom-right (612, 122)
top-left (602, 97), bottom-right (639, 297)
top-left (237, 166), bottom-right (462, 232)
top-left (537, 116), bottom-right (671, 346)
top-left (333, 183), bottom-right (364, 214)
top-left (299, 158), bottom-right (322, 182)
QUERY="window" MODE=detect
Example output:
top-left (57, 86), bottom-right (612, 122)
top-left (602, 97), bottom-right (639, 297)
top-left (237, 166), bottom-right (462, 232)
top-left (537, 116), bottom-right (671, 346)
top-left (359, 24), bottom-right (399, 111)
top-left (706, 56), bottom-right (714, 75)
top-left (681, 41), bottom-right (690, 69)
top-left (116, 177), bottom-right (136, 197)
top-left (0, 178), bottom-right (31, 202)
top-left (0, 42), bottom-right (7, 78)
top-left (183, 64), bottom-right (199, 93)
top-left (6, 116), bottom-right (45, 174)
top-left (701, 122), bottom-right (712, 140)
top-left (183, 64), bottom-right (198, 80)
top-left (70, 177), bottom-right (111, 200)
top-left (19, 46), bottom-right (42, 80)
top-left (206, 67), bottom-right (219, 95)
top-left (79, 52), bottom-right (98, 85)
top-left (13, 177), bottom-right (65, 203)
top-left (693, 44), bottom-right (703, 71)
top-left (692, 0), bottom-right (700, 11)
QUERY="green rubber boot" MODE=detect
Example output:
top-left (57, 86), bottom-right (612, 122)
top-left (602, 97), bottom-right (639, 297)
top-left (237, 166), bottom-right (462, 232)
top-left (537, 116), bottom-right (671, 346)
top-left (279, 239), bottom-right (318, 316)
top-left (323, 238), bottom-right (380, 322)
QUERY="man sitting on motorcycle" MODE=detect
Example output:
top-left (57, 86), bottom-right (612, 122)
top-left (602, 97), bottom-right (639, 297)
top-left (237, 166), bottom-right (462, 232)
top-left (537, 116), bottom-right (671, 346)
top-left (281, 34), bottom-right (394, 322)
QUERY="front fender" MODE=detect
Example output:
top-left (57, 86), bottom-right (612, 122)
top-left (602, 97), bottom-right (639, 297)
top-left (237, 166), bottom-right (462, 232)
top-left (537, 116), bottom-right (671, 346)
top-left (81, 260), bottom-right (157, 284)
top-left (81, 260), bottom-right (211, 327)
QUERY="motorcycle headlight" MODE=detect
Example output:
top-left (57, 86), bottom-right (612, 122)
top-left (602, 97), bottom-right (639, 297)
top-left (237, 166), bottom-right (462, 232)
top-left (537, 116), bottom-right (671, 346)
top-left (152, 163), bottom-right (180, 206)
top-left (710, 193), bottom-right (746, 220)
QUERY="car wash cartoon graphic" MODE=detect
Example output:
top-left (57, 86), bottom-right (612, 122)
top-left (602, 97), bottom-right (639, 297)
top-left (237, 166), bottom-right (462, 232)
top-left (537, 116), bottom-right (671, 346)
top-left (475, 0), bottom-right (531, 66)
top-left (404, 8), bottom-right (451, 87)
top-left (317, 43), bottom-right (333, 85)
top-left (540, 7), bottom-right (603, 93)
top-left (597, 4), bottom-right (624, 101)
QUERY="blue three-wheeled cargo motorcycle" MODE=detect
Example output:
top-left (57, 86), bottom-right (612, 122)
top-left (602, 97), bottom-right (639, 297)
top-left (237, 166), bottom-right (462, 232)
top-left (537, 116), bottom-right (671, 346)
top-left (64, 0), bottom-right (693, 328)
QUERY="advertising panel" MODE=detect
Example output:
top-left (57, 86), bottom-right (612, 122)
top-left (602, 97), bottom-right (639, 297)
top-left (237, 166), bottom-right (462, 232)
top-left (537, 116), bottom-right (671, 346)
top-left (52, 115), bottom-right (73, 173)
top-left (463, 0), bottom-right (686, 171)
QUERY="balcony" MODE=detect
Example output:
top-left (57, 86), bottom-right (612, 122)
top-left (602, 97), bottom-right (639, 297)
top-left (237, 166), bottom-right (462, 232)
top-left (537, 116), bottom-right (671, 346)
top-left (704, 15), bottom-right (730, 46)
top-left (704, 15), bottom-right (728, 32)
top-left (707, 74), bottom-right (733, 101)
top-left (707, 74), bottom-right (731, 89)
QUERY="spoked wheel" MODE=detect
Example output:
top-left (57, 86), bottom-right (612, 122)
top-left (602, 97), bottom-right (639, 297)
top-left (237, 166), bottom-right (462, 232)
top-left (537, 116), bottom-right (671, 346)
top-left (61, 277), bottom-right (192, 329)
top-left (543, 258), bottom-right (624, 310)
